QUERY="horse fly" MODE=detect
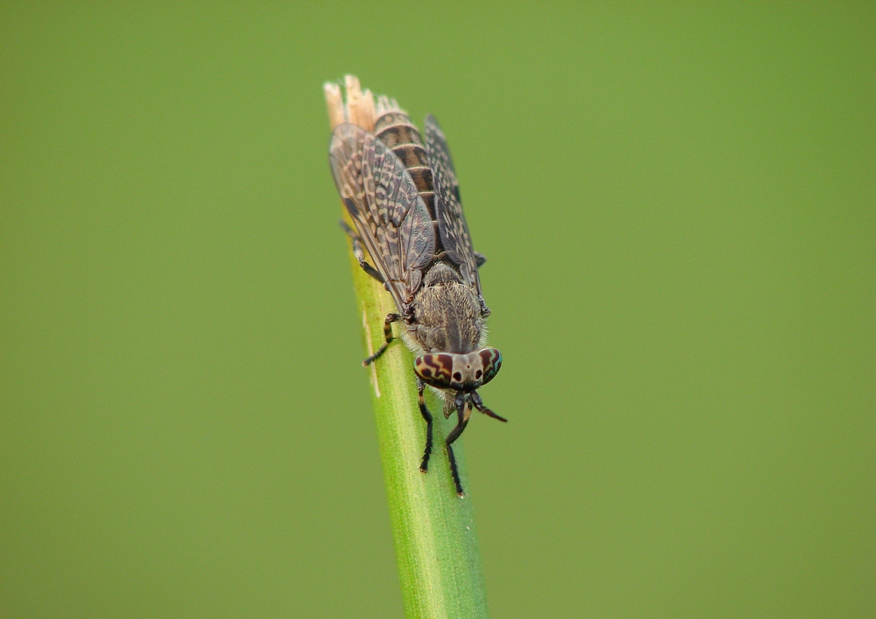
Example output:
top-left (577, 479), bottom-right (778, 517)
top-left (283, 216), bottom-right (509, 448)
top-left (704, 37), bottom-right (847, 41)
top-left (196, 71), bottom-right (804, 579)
top-left (329, 95), bottom-right (504, 497)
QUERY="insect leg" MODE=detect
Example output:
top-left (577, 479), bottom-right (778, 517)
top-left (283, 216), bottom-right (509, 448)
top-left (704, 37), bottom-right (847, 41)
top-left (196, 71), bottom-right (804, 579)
top-left (362, 313), bottom-right (401, 366)
top-left (470, 390), bottom-right (507, 422)
top-left (417, 378), bottom-right (433, 473)
top-left (446, 392), bottom-right (472, 497)
top-left (339, 220), bottom-right (384, 284)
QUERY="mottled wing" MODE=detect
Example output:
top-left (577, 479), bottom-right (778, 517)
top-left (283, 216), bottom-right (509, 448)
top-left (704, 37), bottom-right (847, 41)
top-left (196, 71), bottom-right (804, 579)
top-left (329, 123), bottom-right (436, 310)
top-left (424, 115), bottom-right (481, 294)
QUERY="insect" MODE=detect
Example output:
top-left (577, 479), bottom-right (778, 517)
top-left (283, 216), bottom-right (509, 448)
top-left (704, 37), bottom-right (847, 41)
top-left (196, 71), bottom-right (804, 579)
top-left (329, 98), bottom-right (505, 497)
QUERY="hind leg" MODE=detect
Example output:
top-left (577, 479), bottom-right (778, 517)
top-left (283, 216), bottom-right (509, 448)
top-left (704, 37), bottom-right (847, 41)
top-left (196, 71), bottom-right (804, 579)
top-left (340, 220), bottom-right (383, 283)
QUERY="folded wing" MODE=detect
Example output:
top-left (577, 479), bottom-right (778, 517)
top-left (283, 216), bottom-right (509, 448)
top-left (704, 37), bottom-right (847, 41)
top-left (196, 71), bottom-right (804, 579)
top-left (329, 123), bottom-right (436, 309)
top-left (425, 115), bottom-right (482, 295)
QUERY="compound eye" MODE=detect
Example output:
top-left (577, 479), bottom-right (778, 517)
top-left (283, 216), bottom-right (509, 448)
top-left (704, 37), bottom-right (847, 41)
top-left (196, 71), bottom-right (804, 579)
top-left (414, 353), bottom-right (455, 389)
top-left (478, 348), bottom-right (502, 385)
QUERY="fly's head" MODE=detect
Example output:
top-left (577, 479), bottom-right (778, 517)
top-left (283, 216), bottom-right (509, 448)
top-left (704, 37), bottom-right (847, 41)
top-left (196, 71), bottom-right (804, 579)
top-left (414, 348), bottom-right (505, 422)
top-left (414, 348), bottom-right (501, 392)
top-left (414, 348), bottom-right (507, 421)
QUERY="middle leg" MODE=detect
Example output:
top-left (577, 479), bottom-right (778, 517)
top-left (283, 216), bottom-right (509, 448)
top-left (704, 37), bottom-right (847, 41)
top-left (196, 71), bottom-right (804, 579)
top-left (362, 313), bottom-right (400, 366)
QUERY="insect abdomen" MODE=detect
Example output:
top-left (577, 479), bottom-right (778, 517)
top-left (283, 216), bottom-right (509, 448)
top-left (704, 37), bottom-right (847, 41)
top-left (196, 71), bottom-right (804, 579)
top-left (374, 108), bottom-right (436, 219)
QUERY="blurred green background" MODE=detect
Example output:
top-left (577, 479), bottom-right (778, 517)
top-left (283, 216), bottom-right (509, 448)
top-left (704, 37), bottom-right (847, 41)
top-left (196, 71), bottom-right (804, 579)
top-left (2, 3), bottom-right (874, 617)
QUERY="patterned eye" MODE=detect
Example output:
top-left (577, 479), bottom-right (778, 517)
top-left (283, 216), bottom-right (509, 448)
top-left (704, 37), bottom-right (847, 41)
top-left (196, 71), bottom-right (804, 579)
top-left (478, 348), bottom-right (502, 385)
top-left (415, 349), bottom-right (503, 391)
top-left (414, 353), bottom-right (456, 389)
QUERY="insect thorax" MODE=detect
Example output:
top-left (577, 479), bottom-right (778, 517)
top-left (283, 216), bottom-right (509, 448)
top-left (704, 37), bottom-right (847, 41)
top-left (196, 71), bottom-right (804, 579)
top-left (406, 262), bottom-right (486, 356)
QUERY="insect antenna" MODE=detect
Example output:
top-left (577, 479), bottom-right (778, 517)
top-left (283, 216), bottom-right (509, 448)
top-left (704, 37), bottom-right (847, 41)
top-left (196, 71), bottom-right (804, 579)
top-left (470, 391), bottom-right (507, 423)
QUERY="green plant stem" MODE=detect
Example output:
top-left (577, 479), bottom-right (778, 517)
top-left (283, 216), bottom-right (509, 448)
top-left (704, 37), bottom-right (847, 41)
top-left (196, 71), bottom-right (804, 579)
top-left (346, 237), bottom-right (489, 619)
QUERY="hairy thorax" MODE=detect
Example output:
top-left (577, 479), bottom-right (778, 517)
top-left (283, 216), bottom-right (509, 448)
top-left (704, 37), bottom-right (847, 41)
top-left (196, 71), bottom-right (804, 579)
top-left (406, 262), bottom-right (485, 355)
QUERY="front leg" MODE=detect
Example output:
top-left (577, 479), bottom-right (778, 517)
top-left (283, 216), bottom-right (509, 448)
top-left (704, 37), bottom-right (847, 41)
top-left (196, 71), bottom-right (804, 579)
top-left (417, 378), bottom-right (433, 473)
top-left (445, 392), bottom-right (472, 497)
